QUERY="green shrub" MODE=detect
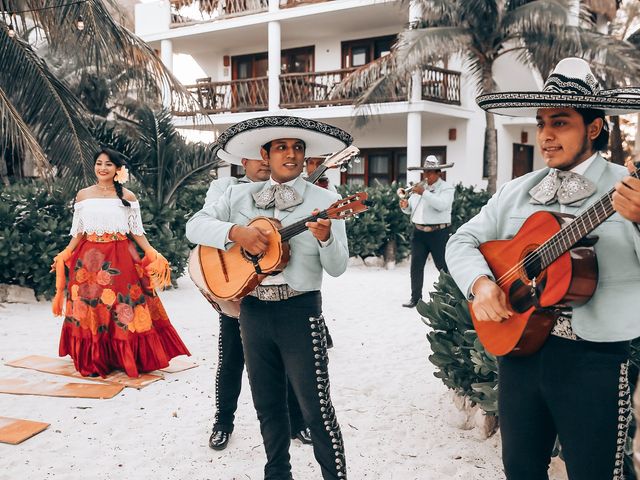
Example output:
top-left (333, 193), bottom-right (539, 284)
top-left (450, 183), bottom-right (492, 234)
top-left (337, 182), bottom-right (413, 261)
top-left (418, 272), bottom-right (498, 414)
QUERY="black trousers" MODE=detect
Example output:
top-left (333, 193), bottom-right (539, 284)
top-left (498, 335), bottom-right (631, 480)
top-left (214, 314), bottom-right (306, 434)
top-left (409, 226), bottom-right (449, 302)
top-left (239, 292), bottom-right (346, 480)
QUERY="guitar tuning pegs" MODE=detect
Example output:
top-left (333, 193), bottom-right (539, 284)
top-left (340, 167), bottom-right (347, 172)
top-left (354, 157), bottom-right (361, 164)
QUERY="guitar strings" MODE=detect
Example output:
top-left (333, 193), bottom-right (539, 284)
top-left (494, 187), bottom-right (618, 288)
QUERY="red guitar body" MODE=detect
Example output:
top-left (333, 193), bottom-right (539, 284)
top-left (472, 211), bottom-right (598, 356)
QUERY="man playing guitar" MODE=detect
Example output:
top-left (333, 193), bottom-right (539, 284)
top-left (446, 58), bottom-right (640, 479)
top-left (201, 156), bottom-right (311, 451)
top-left (186, 115), bottom-right (352, 480)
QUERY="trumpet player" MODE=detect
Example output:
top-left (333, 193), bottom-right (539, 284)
top-left (399, 155), bottom-right (455, 308)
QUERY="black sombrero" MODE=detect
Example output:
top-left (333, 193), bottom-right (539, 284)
top-left (476, 57), bottom-right (640, 117)
top-left (215, 115), bottom-right (353, 164)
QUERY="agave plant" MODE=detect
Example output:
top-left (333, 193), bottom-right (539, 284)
top-left (0, 0), bottom-right (199, 191)
top-left (336, 0), bottom-right (640, 194)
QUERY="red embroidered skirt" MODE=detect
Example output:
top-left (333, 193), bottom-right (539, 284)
top-left (59, 233), bottom-right (190, 377)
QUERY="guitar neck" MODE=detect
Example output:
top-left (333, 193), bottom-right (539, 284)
top-left (278, 211), bottom-right (330, 242)
top-left (306, 165), bottom-right (329, 185)
top-left (537, 166), bottom-right (640, 269)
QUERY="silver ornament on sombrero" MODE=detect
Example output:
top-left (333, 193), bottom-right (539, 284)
top-left (215, 115), bottom-right (353, 165)
top-left (407, 155), bottom-right (454, 171)
top-left (477, 57), bottom-right (640, 117)
top-left (529, 169), bottom-right (596, 207)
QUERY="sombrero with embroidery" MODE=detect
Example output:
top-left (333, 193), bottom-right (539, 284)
top-left (215, 115), bottom-right (353, 164)
top-left (407, 155), bottom-right (454, 171)
top-left (476, 57), bottom-right (640, 117)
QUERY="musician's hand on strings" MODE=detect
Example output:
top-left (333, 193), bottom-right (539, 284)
top-left (613, 173), bottom-right (640, 224)
top-left (399, 199), bottom-right (409, 209)
top-left (306, 209), bottom-right (331, 242)
top-left (229, 225), bottom-right (270, 255)
top-left (471, 276), bottom-right (512, 322)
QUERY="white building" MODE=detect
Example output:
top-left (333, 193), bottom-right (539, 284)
top-left (133, 0), bottom-right (613, 189)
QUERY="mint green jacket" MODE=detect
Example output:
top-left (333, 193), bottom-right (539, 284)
top-left (186, 176), bottom-right (349, 292)
top-left (446, 154), bottom-right (640, 342)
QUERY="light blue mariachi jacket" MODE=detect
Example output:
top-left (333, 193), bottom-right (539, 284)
top-left (446, 154), bottom-right (640, 342)
top-left (400, 178), bottom-right (454, 225)
top-left (186, 175), bottom-right (349, 292)
top-left (203, 175), bottom-right (247, 208)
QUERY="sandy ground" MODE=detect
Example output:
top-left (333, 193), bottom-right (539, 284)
top-left (0, 261), bottom-right (510, 480)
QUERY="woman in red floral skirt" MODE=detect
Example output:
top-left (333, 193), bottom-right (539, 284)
top-left (51, 148), bottom-right (190, 377)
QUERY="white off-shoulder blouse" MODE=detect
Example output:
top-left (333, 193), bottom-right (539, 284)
top-left (70, 198), bottom-right (145, 237)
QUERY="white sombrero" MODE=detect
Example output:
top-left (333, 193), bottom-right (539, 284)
top-left (215, 115), bottom-right (352, 165)
top-left (476, 57), bottom-right (640, 117)
top-left (407, 155), bottom-right (454, 171)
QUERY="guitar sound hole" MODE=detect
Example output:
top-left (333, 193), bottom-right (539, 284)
top-left (241, 248), bottom-right (264, 263)
top-left (523, 252), bottom-right (542, 281)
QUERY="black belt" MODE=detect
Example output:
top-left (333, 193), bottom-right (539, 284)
top-left (414, 223), bottom-right (450, 232)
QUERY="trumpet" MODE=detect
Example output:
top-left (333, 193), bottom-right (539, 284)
top-left (397, 181), bottom-right (427, 199)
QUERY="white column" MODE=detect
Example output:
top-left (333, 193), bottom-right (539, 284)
top-left (269, 0), bottom-right (279, 13)
top-left (268, 20), bottom-right (281, 111)
top-left (406, 1), bottom-right (423, 182)
top-left (160, 39), bottom-right (173, 72)
top-left (407, 112), bottom-right (422, 184)
top-left (160, 39), bottom-right (173, 109)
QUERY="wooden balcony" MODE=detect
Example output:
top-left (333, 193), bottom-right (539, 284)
top-left (179, 77), bottom-right (269, 115)
top-left (279, 0), bottom-right (332, 7)
top-left (170, 0), bottom-right (268, 26)
top-left (177, 66), bottom-right (461, 115)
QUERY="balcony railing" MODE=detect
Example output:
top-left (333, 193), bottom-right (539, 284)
top-left (170, 0), bottom-right (268, 26)
top-left (180, 77), bottom-right (269, 115)
top-left (178, 66), bottom-right (461, 115)
top-left (422, 66), bottom-right (461, 105)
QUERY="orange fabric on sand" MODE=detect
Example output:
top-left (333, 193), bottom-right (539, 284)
top-left (58, 236), bottom-right (190, 378)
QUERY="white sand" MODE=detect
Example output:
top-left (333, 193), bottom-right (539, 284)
top-left (0, 261), bottom-right (513, 480)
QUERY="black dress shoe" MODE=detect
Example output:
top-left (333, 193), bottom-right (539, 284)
top-left (326, 331), bottom-right (334, 349)
top-left (291, 427), bottom-right (312, 445)
top-left (209, 430), bottom-right (231, 450)
top-left (402, 299), bottom-right (419, 308)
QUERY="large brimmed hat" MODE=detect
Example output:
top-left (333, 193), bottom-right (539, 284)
top-left (215, 115), bottom-right (352, 165)
top-left (476, 57), bottom-right (640, 117)
top-left (407, 155), bottom-right (454, 171)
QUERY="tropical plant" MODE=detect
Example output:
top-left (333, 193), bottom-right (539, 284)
top-left (0, 0), bottom-right (198, 192)
top-left (337, 0), bottom-right (640, 194)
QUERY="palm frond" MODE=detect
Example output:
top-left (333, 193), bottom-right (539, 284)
top-left (500, 0), bottom-right (571, 43)
top-left (2, 0), bottom-right (200, 113)
top-left (331, 54), bottom-right (405, 105)
top-left (0, 85), bottom-right (50, 181)
top-left (0, 29), bottom-right (98, 191)
top-left (395, 27), bottom-right (474, 77)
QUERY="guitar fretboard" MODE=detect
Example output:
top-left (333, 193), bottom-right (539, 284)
top-left (278, 211), bottom-right (330, 242)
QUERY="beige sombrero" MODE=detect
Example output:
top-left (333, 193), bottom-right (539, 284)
top-left (407, 155), bottom-right (454, 171)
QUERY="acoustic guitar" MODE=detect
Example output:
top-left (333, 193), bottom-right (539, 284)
top-left (471, 171), bottom-right (637, 357)
top-left (191, 192), bottom-right (369, 316)
top-left (188, 146), bottom-right (361, 318)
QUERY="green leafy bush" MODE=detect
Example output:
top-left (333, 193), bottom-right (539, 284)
top-left (450, 183), bottom-right (492, 233)
top-left (418, 272), bottom-right (498, 414)
top-left (337, 182), bottom-right (413, 261)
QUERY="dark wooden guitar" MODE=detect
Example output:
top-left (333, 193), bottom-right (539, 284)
top-left (191, 192), bottom-right (369, 316)
top-left (471, 172), bottom-right (637, 356)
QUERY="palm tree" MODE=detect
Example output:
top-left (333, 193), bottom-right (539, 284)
top-left (337, 0), bottom-right (640, 194)
top-left (0, 0), bottom-right (199, 192)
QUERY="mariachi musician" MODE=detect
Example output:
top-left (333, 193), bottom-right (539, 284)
top-left (446, 58), bottom-right (640, 479)
top-left (186, 115), bottom-right (351, 480)
top-left (200, 155), bottom-right (311, 450)
top-left (399, 155), bottom-right (454, 308)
